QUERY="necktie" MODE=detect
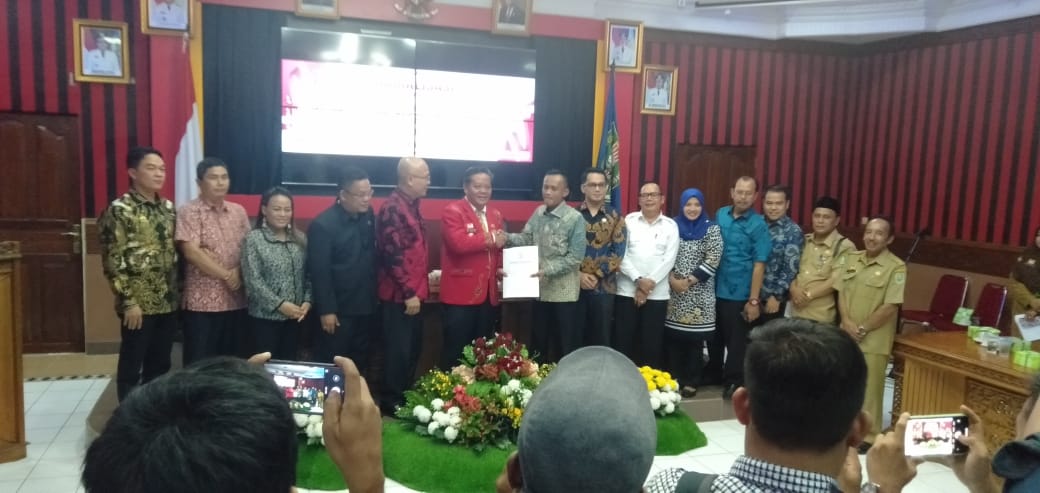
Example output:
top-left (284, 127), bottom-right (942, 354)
top-left (477, 209), bottom-right (489, 233)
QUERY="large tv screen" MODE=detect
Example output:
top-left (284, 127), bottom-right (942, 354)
top-left (281, 30), bottom-right (535, 164)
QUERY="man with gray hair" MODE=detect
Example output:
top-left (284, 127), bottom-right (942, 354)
top-left (495, 345), bottom-right (657, 492)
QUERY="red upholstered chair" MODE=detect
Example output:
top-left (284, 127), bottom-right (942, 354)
top-left (899, 274), bottom-right (968, 333)
top-left (930, 283), bottom-right (1007, 332)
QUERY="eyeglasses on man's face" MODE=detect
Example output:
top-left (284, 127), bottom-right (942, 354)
top-left (639, 192), bottom-right (662, 199)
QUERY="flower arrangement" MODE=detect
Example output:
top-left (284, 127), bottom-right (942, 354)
top-left (639, 366), bottom-right (681, 416)
top-left (395, 332), bottom-right (552, 451)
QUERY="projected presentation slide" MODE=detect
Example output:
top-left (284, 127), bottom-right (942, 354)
top-left (281, 59), bottom-right (535, 163)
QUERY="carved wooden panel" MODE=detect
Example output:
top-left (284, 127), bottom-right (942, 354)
top-left (965, 379), bottom-right (1025, 452)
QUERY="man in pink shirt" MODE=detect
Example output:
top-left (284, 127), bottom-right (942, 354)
top-left (176, 158), bottom-right (252, 364)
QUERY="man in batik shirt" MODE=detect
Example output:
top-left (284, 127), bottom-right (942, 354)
top-left (98, 146), bottom-right (178, 402)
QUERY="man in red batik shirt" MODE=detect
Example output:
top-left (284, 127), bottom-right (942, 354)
top-left (377, 156), bottom-right (431, 415)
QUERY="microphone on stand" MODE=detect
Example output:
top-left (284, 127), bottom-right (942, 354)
top-left (905, 226), bottom-right (931, 263)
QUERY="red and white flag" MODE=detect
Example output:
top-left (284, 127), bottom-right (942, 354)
top-left (150, 33), bottom-right (202, 206)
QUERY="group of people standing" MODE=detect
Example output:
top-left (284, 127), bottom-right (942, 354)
top-left (99, 145), bottom-right (906, 441)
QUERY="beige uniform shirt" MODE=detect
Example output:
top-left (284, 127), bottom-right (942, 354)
top-left (836, 249), bottom-right (906, 355)
top-left (790, 230), bottom-right (854, 323)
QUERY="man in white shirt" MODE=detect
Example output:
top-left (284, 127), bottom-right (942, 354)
top-left (83, 31), bottom-right (120, 77)
top-left (150, 0), bottom-right (188, 30)
top-left (615, 183), bottom-right (679, 368)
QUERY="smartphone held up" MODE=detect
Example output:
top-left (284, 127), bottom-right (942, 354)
top-left (904, 414), bottom-right (970, 457)
top-left (264, 360), bottom-right (344, 415)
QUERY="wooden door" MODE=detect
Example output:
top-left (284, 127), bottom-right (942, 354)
top-left (669, 145), bottom-right (756, 216)
top-left (0, 114), bottom-right (84, 353)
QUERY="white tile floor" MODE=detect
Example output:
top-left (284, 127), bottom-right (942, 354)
top-left (0, 377), bottom-right (966, 493)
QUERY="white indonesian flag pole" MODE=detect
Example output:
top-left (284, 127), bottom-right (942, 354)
top-left (174, 32), bottom-right (202, 207)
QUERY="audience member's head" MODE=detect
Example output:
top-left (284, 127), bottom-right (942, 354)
top-left (82, 357), bottom-right (298, 493)
top-left (735, 318), bottom-right (869, 472)
top-left (497, 346), bottom-right (656, 493)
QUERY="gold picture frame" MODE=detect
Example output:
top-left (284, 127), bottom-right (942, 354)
top-left (142, 0), bottom-right (191, 35)
top-left (73, 19), bottom-right (131, 84)
top-left (491, 0), bottom-right (532, 37)
top-left (604, 19), bottom-right (643, 73)
top-left (295, 0), bottom-right (340, 20)
top-left (641, 65), bottom-right (678, 116)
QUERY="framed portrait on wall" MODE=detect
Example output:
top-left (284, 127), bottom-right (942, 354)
top-left (73, 19), bottom-right (131, 84)
top-left (604, 19), bottom-right (643, 73)
top-left (491, 0), bottom-right (532, 36)
top-left (142, 0), bottom-right (191, 35)
top-left (641, 65), bottom-right (677, 115)
top-left (295, 0), bottom-right (340, 19)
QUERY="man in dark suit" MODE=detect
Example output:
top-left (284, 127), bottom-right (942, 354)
top-left (439, 167), bottom-right (506, 369)
top-left (307, 166), bottom-right (378, 371)
top-left (498, 0), bottom-right (526, 25)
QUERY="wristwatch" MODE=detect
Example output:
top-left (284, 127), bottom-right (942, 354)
top-left (857, 325), bottom-right (867, 337)
top-left (860, 482), bottom-right (881, 493)
top-left (748, 298), bottom-right (760, 306)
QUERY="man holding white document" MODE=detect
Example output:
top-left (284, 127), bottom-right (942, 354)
top-left (504, 169), bottom-right (586, 362)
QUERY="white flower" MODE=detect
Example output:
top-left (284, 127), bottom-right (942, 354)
top-left (664, 402), bottom-right (675, 414)
top-left (500, 385), bottom-right (511, 396)
top-left (431, 398), bottom-right (445, 410)
top-left (650, 396), bottom-right (662, 410)
top-left (443, 426), bottom-right (459, 443)
top-left (649, 389), bottom-right (661, 399)
top-left (428, 421), bottom-right (440, 434)
top-left (306, 422), bottom-right (322, 438)
top-left (520, 389), bottom-right (533, 407)
top-left (447, 406), bottom-right (461, 416)
top-left (449, 415), bottom-right (462, 427)
top-left (307, 415), bottom-right (322, 425)
top-left (413, 405), bottom-right (432, 424)
top-left (507, 379), bottom-right (521, 391)
top-left (293, 414), bottom-right (309, 428)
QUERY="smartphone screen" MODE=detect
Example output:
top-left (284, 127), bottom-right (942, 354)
top-left (904, 414), bottom-right (970, 457)
top-left (264, 360), bottom-right (345, 415)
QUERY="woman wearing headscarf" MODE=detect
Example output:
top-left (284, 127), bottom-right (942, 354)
top-left (664, 188), bottom-right (724, 397)
top-left (1008, 227), bottom-right (1040, 338)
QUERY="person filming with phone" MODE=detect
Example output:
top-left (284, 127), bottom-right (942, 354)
top-left (856, 374), bottom-right (1040, 493)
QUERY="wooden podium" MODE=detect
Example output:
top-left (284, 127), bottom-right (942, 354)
top-left (0, 241), bottom-right (25, 463)
top-left (892, 331), bottom-right (1038, 453)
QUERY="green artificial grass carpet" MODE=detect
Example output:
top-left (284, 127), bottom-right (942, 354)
top-left (296, 411), bottom-right (708, 492)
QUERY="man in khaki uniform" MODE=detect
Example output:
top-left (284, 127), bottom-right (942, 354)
top-left (789, 196), bottom-right (854, 323)
top-left (836, 216), bottom-right (906, 452)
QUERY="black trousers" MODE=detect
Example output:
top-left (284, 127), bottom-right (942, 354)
top-left (664, 329), bottom-right (713, 388)
top-left (380, 303), bottom-right (424, 412)
top-left (579, 291), bottom-right (614, 347)
top-left (117, 311), bottom-right (176, 402)
top-left (706, 299), bottom-right (753, 386)
top-left (613, 296), bottom-right (667, 368)
top-left (182, 309), bottom-right (247, 366)
top-left (441, 299), bottom-right (497, 369)
top-left (312, 313), bottom-right (375, 373)
top-left (252, 316), bottom-right (301, 361)
top-left (532, 301), bottom-right (582, 363)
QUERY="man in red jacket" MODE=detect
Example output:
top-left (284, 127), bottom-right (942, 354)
top-left (377, 156), bottom-right (431, 415)
top-left (439, 167), bottom-right (507, 369)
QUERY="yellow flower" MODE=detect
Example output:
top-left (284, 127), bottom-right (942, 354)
top-left (646, 380), bottom-right (656, 391)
